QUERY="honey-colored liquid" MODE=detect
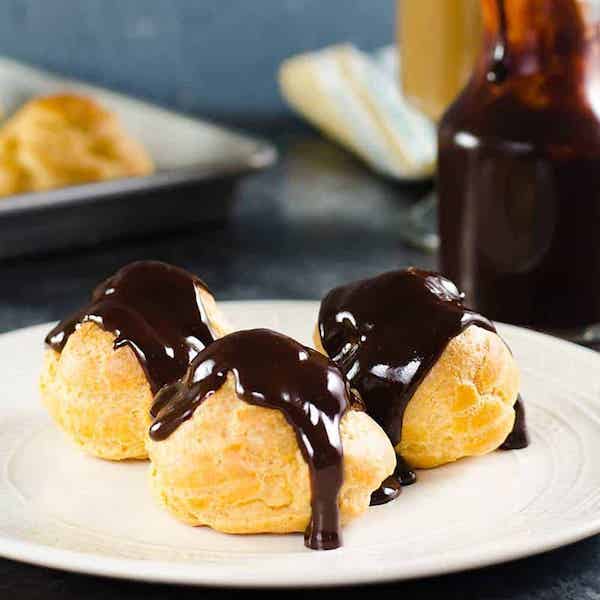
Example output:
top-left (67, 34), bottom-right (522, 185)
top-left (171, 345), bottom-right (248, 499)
top-left (399, 0), bottom-right (482, 121)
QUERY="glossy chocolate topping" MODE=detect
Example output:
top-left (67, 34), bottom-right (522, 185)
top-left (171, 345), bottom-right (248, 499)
top-left (319, 268), bottom-right (528, 505)
top-left (488, 0), bottom-right (509, 84)
top-left (150, 328), bottom-right (353, 551)
top-left (318, 268), bottom-right (497, 448)
top-left (369, 456), bottom-right (416, 506)
top-left (501, 396), bottom-right (529, 450)
top-left (45, 261), bottom-right (215, 393)
top-left (369, 474), bottom-right (402, 506)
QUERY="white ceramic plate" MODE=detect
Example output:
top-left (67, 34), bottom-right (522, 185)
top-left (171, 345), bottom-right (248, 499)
top-left (1, 300), bottom-right (599, 587)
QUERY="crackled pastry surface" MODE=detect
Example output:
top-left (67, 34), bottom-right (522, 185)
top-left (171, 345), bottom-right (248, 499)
top-left (0, 93), bottom-right (153, 197)
top-left (316, 268), bottom-right (524, 471)
top-left (40, 322), bottom-right (154, 460)
top-left (40, 261), bottom-right (230, 460)
top-left (147, 328), bottom-right (396, 550)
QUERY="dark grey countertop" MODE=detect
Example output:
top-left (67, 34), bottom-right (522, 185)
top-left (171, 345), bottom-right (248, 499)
top-left (0, 126), bottom-right (433, 333)
top-left (0, 126), bottom-right (597, 599)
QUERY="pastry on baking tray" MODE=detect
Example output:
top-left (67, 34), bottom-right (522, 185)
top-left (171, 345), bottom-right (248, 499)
top-left (315, 268), bottom-right (524, 471)
top-left (0, 93), bottom-right (154, 197)
top-left (39, 261), bottom-right (230, 461)
top-left (147, 328), bottom-right (396, 550)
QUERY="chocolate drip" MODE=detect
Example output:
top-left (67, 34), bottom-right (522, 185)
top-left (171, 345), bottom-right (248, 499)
top-left (488, 0), bottom-right (509, 83)
top-left (501, 396), bottom-right (529, 450)
top-left (370, 457), bottom-right (416, 506)
top-left (370, 475), bottom-right (401, 506)
top-left (394, 455), bottom-right (418, 486)
top-left (150, 328), bottom-right (352, 551)
top-left (318, 268), bottom-right (497, 449)
top-left (45, 261), bottom-right (215, 393)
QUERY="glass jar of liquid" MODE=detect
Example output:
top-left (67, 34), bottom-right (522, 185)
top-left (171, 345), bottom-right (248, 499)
top-left (438, 0), bottom-right (600, 333)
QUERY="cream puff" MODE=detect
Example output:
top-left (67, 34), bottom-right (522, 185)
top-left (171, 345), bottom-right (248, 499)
top-left (39, 261), bottom-right (230, 460)
top-left (315, 268), bottom-right (524, 473)
top-left (147, 328), bottom-right (396, 550)
top-left (0, 93), bottom-right (154, 197)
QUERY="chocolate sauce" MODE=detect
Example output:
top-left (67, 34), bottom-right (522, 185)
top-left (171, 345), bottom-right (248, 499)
top-left (487, 0), bottom-right (509, 83)
top-left (439, 0), bottom-right (600, 329)
top-left (501, 396), bottom-right (529, 450)
top-left (319, 269), bottom-right (497, 451)
top-left (150, 328), bottom-right (353, 551)
top-left (370, 475), bottom-right (402, 506)
top-left (370, 457), bottom-right (416, 506)
top-left (45, 261), bottom-right (215, 393)
top-left (395, 455), bottom-right (418, 486)
top-left (371, 395), bottom-right (526, 504)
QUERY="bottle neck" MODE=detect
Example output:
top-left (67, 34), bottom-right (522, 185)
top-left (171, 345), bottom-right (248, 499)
top-left (480, 0), bottom-right (594, 86)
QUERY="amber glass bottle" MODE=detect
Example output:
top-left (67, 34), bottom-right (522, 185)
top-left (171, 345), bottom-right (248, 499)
top-left (438, 0), bottom-right (600, 331)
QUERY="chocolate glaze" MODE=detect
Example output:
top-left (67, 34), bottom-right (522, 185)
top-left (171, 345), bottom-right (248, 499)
top-left (319, 268), bottom-right (497, 447)
top-left (501, 396), bottom-right (529, 450)
top-left (370, 474), bottom-right (402, 506)
top-left (318, 268), bottom-right (528, 502)
top-left (395, 455), bottom-right (418, 486)
top-left (45, 261), bottom-right (215, 393)
top-left (370, 457), bottom-right (416, 506)
top-left (488, 0), bottom-right (509, 83)
top-left (150, 328), bottom-right (353, 551)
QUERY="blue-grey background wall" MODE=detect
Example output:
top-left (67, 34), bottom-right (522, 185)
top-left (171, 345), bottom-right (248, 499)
top-left (0, 0), bottom-right (394, 121)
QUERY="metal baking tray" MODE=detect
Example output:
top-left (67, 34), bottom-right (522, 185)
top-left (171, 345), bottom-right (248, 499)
top-left (0, 57), bottom-right (277, 259)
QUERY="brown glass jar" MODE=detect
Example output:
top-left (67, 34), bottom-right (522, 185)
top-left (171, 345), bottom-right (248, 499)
top-left (438, 0), bottom-right (600, 331)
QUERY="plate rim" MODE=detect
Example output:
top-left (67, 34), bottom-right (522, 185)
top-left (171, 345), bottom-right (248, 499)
top-left (1, 299), bottom-right (600, 588)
